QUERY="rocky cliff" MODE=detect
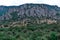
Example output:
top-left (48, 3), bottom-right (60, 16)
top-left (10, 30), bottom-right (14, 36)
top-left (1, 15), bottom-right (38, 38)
top-left (0, 3), bottom-right (60, 23)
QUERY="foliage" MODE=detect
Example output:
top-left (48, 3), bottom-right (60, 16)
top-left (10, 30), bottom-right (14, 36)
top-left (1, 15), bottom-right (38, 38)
top-left (10, 11), bottom-right (18, 21)
top-left (0, 23), bottom-right (60, 40)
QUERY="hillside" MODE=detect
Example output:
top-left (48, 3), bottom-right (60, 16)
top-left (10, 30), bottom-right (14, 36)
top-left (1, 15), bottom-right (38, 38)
top-left (0, 3), bottom-right (60, 40)
top-left (0, 3), bottom-right (60, 21)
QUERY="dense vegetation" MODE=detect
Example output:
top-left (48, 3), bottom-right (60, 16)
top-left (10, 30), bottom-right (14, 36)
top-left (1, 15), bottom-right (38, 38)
top-left (0, 23), bottom-right (60, 40)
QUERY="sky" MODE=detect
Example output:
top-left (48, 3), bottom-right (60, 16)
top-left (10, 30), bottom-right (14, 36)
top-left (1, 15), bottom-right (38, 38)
top-left (0, 0), bottom-right (60, 7)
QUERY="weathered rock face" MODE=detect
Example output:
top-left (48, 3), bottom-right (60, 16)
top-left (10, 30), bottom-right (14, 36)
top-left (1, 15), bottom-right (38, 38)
top-left (0, 3), bottom-right (60, 22)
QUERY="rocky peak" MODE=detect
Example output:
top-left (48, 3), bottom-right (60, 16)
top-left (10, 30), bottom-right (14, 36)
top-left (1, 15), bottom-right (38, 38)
top-left (0, 3), bottom-right (60, 23)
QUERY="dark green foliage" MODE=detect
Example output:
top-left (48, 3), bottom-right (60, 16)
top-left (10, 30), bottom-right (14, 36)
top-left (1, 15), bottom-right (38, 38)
top-left (0, 23), bottom-right (60, 40)
top-left (50, 33), bottom-right (57, 40)
top-left (10, 11), bottom-right (19, 21)
top-left (47, 32), bottom-right (57, 40)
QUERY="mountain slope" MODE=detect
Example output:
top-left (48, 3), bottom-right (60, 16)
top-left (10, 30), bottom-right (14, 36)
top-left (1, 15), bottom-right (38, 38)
top-left (0, 4), bottom-right (60, 40)
top-left (0, 3), bottom-right (60, 23)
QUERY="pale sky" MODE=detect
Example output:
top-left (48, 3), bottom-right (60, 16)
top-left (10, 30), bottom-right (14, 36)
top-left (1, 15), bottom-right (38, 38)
top-left (0, 0), bottom-right (60, 7)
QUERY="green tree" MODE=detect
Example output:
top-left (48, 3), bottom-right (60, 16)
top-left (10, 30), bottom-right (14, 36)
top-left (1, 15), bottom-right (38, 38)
top-left (49, 32), bottom-right (57, 40)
